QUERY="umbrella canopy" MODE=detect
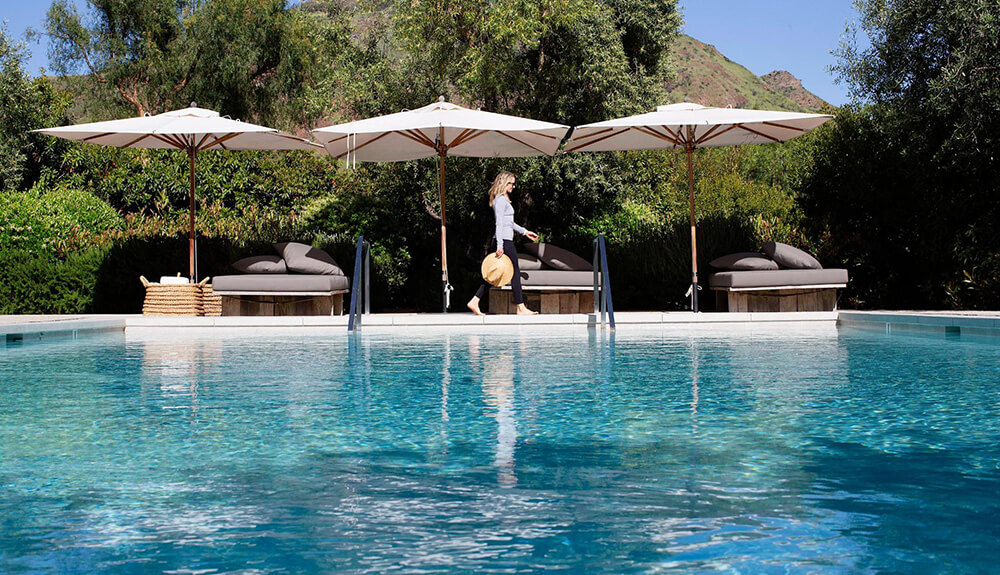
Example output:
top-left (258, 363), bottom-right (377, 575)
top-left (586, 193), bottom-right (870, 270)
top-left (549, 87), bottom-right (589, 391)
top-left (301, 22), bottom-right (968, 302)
top-left (565, 103), bottom-right (833, 312)
top-left (35, 106), bottom-right (321, 279)
top-left (313, 99), bottom-right (570, 311)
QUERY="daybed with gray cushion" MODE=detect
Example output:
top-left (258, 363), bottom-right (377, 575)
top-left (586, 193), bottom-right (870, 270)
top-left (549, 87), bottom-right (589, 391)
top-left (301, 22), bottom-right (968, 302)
top-left (490, 243), bottom-right (597, 314)
top-left (212, 242), bottom-right (349, 316)
top-left (708, 241), bottom-right (848, 312)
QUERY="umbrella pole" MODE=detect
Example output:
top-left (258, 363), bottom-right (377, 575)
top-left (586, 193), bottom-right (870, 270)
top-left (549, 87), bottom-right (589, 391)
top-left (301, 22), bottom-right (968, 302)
top-left (687, 147), bottom-right (699, 313)
top-left (439, 148), bottom-right (449, 313)
top-left (189, 148), bottom-right (196, 281)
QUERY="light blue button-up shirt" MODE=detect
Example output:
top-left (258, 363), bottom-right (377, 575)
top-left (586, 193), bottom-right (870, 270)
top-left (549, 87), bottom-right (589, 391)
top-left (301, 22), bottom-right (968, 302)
top-left (494, 195), bottom-right (526, 247)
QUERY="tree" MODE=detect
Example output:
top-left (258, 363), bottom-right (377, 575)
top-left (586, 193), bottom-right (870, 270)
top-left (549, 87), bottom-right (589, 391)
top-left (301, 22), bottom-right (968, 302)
top-left (45, 0), bottom-right (353, 126)
top-left (801, 0), bottom-right (1000, 308)
top-left (0, 27), bottom-right (72, 192)
top-left (388, 0), bottom-right (681, 124)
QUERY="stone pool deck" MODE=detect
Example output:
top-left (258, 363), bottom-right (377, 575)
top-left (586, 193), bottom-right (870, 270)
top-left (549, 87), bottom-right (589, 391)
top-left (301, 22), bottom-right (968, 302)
top-left (2, 311), bottom-right (999, 342)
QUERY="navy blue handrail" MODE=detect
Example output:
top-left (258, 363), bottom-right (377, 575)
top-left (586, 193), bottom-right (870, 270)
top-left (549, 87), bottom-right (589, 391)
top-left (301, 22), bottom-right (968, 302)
top-left (592, 234), bottom-right (616, 330)
top-left (348, 236), bottom-right (370, 332)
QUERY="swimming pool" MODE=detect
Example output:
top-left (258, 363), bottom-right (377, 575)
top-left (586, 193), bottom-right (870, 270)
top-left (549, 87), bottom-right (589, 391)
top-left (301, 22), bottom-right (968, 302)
top-left (2, 325), bottom-right (998, 573)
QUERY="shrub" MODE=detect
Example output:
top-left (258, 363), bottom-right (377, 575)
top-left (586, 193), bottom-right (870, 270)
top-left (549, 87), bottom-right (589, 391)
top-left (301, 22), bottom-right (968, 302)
top-left (0, 248), bottom-right (107, 314)
top-left (0, 187), bottom-right (123, 258)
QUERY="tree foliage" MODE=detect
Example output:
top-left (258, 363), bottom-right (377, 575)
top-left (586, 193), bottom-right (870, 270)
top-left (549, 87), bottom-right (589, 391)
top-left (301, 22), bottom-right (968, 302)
top-left (45, 0), bottom-right (355, 126)
top-left (802, 0), bottom-right (1000, 308)
top-left (0, 28), bottom-right (73, 192)
top-left (389, 0), bottom-right (681, 124)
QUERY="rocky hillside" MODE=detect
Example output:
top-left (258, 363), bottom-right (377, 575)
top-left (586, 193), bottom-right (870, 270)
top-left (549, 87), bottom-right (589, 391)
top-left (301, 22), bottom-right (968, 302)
top-left (665, 34), bottom-right (829, 112)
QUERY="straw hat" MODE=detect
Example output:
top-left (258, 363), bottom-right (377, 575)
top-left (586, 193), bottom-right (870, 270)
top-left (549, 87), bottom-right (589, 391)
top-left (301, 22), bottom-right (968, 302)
top-left (481, 254), bottom-right (514, 287)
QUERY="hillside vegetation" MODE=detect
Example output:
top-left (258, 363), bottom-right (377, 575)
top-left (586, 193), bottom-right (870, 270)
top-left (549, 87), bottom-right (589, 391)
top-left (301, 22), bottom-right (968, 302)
top-left (665, 34), bottom-right (827, 112)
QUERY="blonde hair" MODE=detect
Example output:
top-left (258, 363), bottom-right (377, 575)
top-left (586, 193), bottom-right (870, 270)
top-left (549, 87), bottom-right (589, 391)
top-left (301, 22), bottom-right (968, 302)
top-left (488, 171), bottom-right (516, 206)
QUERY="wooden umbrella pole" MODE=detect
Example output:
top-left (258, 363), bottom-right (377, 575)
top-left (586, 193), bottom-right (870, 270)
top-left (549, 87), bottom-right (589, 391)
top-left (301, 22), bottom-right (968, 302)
top-left (189, 148), bottom-right (196, 280)
top-left (687, 145), bottom-right (699, 312)
top-left (439, 128), bottom-right (449, 312)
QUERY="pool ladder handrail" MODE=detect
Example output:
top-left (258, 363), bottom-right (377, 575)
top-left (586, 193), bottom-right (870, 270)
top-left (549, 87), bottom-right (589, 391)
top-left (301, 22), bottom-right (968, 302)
top-left (348, 236), bottom-right (371, 332)
top-left (592, 234), bottom-right (616, 331)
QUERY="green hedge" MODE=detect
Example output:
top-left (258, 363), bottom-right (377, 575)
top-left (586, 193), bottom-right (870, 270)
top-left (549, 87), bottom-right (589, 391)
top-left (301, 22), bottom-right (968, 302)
top-left (0, 248), bottom-right (106, 314)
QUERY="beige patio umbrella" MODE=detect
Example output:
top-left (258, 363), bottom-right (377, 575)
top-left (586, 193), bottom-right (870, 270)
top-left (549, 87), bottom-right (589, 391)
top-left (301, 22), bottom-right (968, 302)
top-left (34, 105), bottom-right (322, 279)
top-left (313, 97), bottom-right (570, 312)
top-left (565, 103), bottom-right (833, 312)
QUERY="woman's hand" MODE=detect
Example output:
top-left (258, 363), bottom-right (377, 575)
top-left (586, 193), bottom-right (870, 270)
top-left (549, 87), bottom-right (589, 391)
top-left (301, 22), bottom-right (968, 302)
top-left (495, 247), bottom-right (504, 257)
top-left (526, 231), bottom-right (539, 242)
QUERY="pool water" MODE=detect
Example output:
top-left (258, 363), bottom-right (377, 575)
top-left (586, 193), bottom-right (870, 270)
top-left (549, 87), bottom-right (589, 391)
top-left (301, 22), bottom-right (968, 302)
top-left (1, 325), bottom-right (999, 573)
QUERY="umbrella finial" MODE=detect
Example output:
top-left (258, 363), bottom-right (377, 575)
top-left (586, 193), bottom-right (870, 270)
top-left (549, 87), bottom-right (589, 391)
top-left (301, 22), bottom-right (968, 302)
top-left (438, 95), bottom-right (445, 102)
top-left (190, 101), bottom-right (197, 108)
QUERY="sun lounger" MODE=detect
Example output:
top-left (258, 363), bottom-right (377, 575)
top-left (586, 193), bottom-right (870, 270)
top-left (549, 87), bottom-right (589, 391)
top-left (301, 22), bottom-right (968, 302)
top-left (212, 274), bottom-right (349, 316)
top-left (709, 269), bottom-right (848, 312)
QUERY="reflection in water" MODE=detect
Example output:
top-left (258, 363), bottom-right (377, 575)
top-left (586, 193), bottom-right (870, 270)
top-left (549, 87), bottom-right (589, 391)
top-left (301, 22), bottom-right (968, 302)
top-left (441, 335), bottom-right (451, 424)
top-left (482, 351), bottom-right (517, 486)
top-left (690, 338), bottom-right (699, 434)
top-left (138, 338), bottom-right (222, 411)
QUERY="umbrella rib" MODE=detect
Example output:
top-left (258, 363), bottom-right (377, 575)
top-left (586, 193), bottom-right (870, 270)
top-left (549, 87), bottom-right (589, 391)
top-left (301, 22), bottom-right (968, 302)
top-left (564, 127), bottom-right (631, 152)
top-left (761, 121), bottom-right (806, 133)
top-left (404, 129), bottom-right (437, 148)
top-left (660, 125), bottom-right (682, 143)
top-left (120, 133), bottom-right (155, 148)
top-left (274, 133), bottom-right (320, 147)
top-left (153, 134), bottom-right (186, 149)
top-left (735, 124), bottom-right (782, 143)
top-left (495, 131), bottom-right (547, 155)
top-left (450, 130), bottom-right (487, 149)
top-left (448, 129), bottom-right (473, 148)
top-left (635, 126), bottom-right (681, 145)
top-left (195, 133), bottom-right (213, 150)
top-left (396, 130), bottom-right (431, 147)
top-left (322, 134), bottom-right (349, 145)
top-left (200, 133), bottom-right (243, 151)
top-left (82, 132), bottom-right (114, 143)
top-left (569, 127), bottom-right (615, 143)
top-left (695, 124), bottom-right (723, 143)
top-left (696, 124), bottom-right (739, 145)
top-left (171, 133), bottom-right (194, 149)
top-left (333, 130), bottom-right (394, 159)
top-left (525, 130), bottom-right (559, 140)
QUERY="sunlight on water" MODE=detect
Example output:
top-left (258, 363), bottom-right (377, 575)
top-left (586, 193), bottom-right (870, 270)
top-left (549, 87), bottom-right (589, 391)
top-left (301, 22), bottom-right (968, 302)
top-left (1, 324), bottom-right (998, 573)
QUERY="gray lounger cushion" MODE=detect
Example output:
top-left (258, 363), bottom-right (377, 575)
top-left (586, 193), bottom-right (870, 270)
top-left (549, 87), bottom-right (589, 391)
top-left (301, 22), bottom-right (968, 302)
top-left (522, 243), bottom-right (593, 271)
top-left (517, 253), bottom-right (543, 270)
top-left (213, 274), bottom-right (350, 293)
top-left (274, 242), bottom-right (345, 275)
top-left (709, 269), bottom-right (848, 289)
top-left (763, 241), bottom-right (822, 269)
top-left (232, 255), bottom-right (287, 274)
top-left (709, 252), bottom-right (778, 271)
top-left (519, 270), bottom-right (595, 287)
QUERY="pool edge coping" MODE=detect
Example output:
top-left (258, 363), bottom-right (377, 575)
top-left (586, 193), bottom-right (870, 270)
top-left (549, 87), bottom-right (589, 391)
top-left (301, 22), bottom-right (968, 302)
top-left (2, 310), bottom-right (999, 340)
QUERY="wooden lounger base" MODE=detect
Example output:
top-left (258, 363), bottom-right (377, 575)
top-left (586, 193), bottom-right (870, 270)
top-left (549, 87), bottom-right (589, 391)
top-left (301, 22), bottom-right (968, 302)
top-left (489, 287), bottom-right (594, 314)
top-left (712, 285), bottom-right (843, 312)
top-left (218, 291), bottom-right (347, 316)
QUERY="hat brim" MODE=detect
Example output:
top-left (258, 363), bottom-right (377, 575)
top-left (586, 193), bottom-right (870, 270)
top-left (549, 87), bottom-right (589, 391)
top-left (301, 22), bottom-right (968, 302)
top-left (481, 254), bottom-right (514, 287)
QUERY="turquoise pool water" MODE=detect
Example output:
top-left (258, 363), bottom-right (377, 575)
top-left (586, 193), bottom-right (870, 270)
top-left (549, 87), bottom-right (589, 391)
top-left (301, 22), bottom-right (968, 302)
top-left (1, 325), bottom-right (999, 573)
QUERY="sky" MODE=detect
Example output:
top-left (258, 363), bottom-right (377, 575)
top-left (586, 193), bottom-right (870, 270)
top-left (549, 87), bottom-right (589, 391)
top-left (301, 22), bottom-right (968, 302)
top-left (5, 0), bottom-right (864, 106)
top-left (678, 0), bottom-right (865, 105)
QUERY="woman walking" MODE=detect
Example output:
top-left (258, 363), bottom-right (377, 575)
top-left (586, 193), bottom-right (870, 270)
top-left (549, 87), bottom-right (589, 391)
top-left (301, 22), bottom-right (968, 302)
top-left (467, 171), bottom-right (539, 315)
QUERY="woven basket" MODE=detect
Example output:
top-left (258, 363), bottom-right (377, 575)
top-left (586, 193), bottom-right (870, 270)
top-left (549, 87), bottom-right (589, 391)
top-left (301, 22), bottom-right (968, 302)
top-left (201, 283), bottom-right (223, 317)
top-left (140, 276), bottom-right (206, 316)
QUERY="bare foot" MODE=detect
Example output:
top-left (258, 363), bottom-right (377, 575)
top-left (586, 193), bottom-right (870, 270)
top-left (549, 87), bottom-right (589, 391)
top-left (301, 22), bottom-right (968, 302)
top-left (516, 306), bottom-right (538, 315)
top-left (467, 298), bottom-right (485, 316)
